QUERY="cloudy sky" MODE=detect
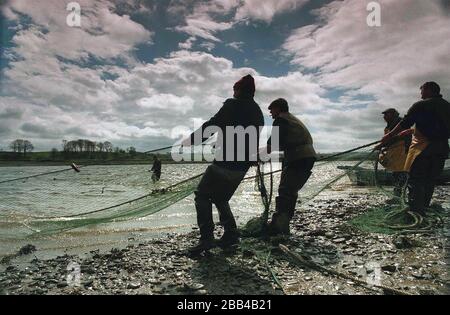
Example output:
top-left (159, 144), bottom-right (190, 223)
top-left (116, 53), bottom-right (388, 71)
top-left (1, 0), bottom-right (449, 152)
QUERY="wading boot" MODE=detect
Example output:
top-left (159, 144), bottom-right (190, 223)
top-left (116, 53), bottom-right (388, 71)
top-left (267, 197), bottom-right (295, 236)
top-left (217, 231), bottom-right (240, 249)
top-left (187, 238), bottom-right (216, 256)
top-left (267, 212), bottom-right (291, 236)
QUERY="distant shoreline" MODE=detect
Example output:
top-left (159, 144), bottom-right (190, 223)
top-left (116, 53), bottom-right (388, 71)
top-left (0, 160), bottom-right (212, 167)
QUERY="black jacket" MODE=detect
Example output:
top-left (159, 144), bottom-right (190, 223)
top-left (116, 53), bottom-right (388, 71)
top-left (400, 96), bottom-right (450, 140)
top-left (189, 97), bottom-right (264, 171)
top-left (400, 96), bottom-right (450, 157)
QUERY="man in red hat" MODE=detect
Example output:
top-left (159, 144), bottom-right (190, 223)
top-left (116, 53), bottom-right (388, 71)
top-left (182, 74), bottom-right (264, 254)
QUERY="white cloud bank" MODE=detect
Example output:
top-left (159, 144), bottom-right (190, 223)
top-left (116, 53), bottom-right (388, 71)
top-left (281, 0), bottom-right (450, 150)
top-left (1, 0), bottom-right (449, 153)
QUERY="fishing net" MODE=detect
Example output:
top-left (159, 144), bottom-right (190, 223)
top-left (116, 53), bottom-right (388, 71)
top-left (0, 141), bottom-right (447, 238)
top-left (240, 148), bottom-right (380, 237)
top-left (242, 141), bottom-right (448, 236)
top-left (0, 164), bottom-right (202, 237)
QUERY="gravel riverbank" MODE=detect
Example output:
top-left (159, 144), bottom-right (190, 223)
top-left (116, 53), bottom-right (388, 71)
top-left (1, 186), bottom-right (448, 295)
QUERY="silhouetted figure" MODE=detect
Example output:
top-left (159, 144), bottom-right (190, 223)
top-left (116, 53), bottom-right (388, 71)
top-left (377, 108), bottom-right (410, 199)
top-left (182, 74), bottom-right (264, 254)
top-left (266, 98), bottom-right (317, 236)
top-left (381, 82), bottom-right (450, 215)
top-left (150, 156), bottom-right (162, 183)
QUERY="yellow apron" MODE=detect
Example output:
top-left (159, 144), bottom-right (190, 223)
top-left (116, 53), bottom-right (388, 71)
top-left (403, 128), bottom-right (430, 172)
top-left (379, 140), bottom-right (407, 172)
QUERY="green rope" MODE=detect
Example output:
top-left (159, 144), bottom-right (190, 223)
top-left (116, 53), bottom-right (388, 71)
top-left (279, 244), bottom-right (410, 295)
top-left (265, 249), bottom-right (284, 292)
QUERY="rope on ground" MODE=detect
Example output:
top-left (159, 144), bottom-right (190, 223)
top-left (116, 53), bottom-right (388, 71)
top-left (279, 244), bottom-right (411, 295)
top-left (381, 206), bottom-right (443, 234)
top-left (264, 249), bottom-right (285, 293)
top-left (363, 146), bottom-right (445, 235)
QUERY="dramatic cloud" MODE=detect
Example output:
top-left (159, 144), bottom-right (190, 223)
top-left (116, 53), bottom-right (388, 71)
top-left (2, 0), bottom-right (153, 62)
top-left (136, 94), bottom-right (195, 114)
top-left (283, 0), bottom-right (450, 112)
top-left (175, 16), bottom-right (233, 42)
top-left (172, 0), bottom-right (311, 44)
top-left (1, 33), bottom-right (330, 151)
top-left (227, 41), bottom-right (244, 51)
top-left (235, 0), bottom-right (310, 22)
top-left (279, 0), bottom-right (450, 150)
top-left (2, 0), bottom-right (448, 153)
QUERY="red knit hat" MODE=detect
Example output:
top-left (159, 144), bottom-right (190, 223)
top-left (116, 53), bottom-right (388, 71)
top-left (233, 74), bottom-right (255, 96)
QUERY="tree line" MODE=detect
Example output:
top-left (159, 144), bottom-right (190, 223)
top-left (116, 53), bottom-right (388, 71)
top-left (61, 139), bottom-right (137, 158)
top-left (3, 139), bottom-right (139, 161)
top-left (62, 139), bottom-right (114, 153)
top-left (9, 139), bottom-right (34, 157)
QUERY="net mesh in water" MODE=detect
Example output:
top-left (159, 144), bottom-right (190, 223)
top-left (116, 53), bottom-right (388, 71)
top-left (0, 142), bottom-right (447, 238)
top-left (0, 164), bottom-right (202, 237)
top-left (243, 145), bottom-right (447, 236)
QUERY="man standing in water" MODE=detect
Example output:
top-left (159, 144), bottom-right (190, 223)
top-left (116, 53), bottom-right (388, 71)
top-left (265, 98), bottom-right (317, 236)
top-left (182, 75), bottom-right (264, 254)
top-left (377, 108), bottom-right (411, 201)
top-left (150, 156), bottom-right (162, 183)
top-left (381, 82), bottom-right (450, 215)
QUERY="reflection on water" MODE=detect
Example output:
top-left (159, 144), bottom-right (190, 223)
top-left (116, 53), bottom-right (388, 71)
top-left (0, 161), bottom-right (380, 257)
top-left (0, 164), bottom-right (249, 257)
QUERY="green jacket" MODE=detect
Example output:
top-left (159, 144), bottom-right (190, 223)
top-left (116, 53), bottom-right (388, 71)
top-left (268, 112), bottom-right (317, 162)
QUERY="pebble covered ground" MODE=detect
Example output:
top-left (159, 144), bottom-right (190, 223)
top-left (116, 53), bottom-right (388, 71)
top-left (0, 186), bottom-right (448, 295)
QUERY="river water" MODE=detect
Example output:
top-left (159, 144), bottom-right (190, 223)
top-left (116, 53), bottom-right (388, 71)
top-left (0, 161), bottom-right (448, 263)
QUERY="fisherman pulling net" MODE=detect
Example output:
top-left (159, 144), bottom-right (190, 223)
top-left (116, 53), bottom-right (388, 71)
top-left (0, 140), bottom-right (447, 238)
top-left (0, 80), bottom-right (448, 241)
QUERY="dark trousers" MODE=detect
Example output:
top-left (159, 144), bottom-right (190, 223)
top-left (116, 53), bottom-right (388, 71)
top-left (408, 148), bottom-right (446, 213)
top-left (194, 164), bottom-right (247, 240)
top-left (392, 172), bottom-right (408, 197)
top-left (274, 158), bottom-right (315, 220)
top-left (152, 171), bottom-right (161, 182)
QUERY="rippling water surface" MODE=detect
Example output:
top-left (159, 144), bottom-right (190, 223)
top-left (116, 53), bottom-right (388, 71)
top-left (0, 161), bottom-right (447, 260)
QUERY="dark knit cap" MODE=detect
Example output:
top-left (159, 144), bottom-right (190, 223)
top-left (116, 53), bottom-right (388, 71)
top-left (233, 75), bottom-right (255, 96)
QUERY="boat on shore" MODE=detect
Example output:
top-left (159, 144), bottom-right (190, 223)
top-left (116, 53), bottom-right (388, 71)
top-left (338, 165), bottom-right (450, 186)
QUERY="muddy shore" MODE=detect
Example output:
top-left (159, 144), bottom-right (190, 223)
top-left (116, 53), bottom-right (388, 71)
top-left (1, 186), bottom-right (448, 295)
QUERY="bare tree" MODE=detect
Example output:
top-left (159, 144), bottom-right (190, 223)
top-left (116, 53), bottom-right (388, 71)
top-left (86, 140), bottom-right (96, 153)
top-left (76, 139), bottom-right (84, 152)
top-left (62, 140), bottom-right (68, 152)
top-left (23, 140), bottom-right (34, 157)
top-left (10, 139), bottom-right (25, 154)
top-left (9, 139), bottom-right (34, 157)
top-left (104, 141), bottom-right (113, 153)
top-left (97, 142), bottom-right (105, 152)
top-left (67, 140), bottom-right (77, 152)
top-left (9, 139), bottom-right (23, 153)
